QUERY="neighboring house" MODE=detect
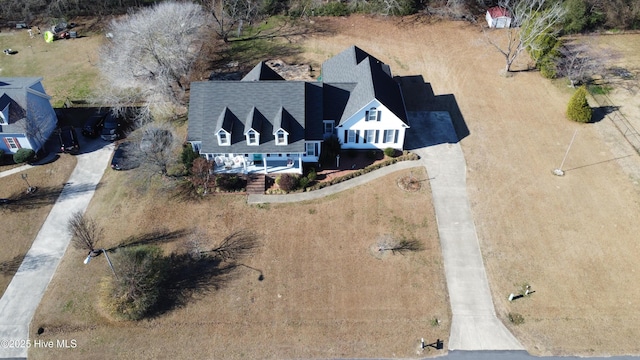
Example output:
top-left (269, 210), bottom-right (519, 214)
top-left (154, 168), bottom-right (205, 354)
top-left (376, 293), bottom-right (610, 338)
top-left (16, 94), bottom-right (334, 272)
top-left (187, 46), bottom-right (408, 174)
top-left (0, 78), bottom-right (57, 154)
top-left (486, 6), bottom-right (512, 28)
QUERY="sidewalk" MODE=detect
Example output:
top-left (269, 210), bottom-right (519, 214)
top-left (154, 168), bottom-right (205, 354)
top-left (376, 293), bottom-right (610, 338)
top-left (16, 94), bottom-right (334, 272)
top-left (0, 144), bottom-right (113, 359)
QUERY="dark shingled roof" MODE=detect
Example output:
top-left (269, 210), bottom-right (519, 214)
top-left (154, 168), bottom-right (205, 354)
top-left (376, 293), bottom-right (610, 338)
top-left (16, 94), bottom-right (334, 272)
top-left (0, 77), bottom-right (47, 134)
top-left (322, 46), bottom-right (407, 125)
top-left (187, 46), bottom-right (408, 152)
top-left (241, 62), bottom-right (285, 81)
top-left (188, 81), bottom-right (311, 154)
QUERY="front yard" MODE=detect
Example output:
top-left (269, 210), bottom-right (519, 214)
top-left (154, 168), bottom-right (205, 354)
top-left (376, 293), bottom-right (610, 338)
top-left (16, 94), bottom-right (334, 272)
top-left (30, 165), bottom-right (449, 359)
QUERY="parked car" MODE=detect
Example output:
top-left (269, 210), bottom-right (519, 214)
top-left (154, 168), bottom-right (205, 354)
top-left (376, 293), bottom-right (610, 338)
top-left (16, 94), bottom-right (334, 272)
top-left (100, 113), bottom-right (120, 141)
top-left (58, 126), bottom-right (80, 154)
top-left (111, 142), bottom-right (138, 170)
top-left (81, 112), bottom-right (107, 138)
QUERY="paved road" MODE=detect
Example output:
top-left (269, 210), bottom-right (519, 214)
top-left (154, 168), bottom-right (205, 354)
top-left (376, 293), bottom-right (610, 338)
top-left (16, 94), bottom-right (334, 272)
top-left (0, 139), bottom-right (113, 359)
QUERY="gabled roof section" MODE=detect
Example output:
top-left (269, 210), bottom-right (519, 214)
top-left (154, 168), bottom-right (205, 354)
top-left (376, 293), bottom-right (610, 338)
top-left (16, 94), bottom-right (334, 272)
top-left (273, 107), bottom-right (293, 134)
top-left (487, 6), bottom-right (511, 18)
top-left (215, 107), bottom-right (235, 133)
top-left (244, 107), bottom-right (265, 134)
top-left (187, 81), bottom-right (310, 153)
top-left (321, 46), bottom-right (407, 125)
top-left (241, 62), bottom-right (285, 81)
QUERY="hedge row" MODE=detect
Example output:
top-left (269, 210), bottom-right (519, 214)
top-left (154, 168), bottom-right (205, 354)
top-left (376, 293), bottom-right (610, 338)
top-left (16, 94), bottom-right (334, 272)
top-left (306, 151), bottom-right (420, 192)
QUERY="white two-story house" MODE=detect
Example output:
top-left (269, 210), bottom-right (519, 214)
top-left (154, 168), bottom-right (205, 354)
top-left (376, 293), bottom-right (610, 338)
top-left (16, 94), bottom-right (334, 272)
top-left (187, 46), bottom-right (409, 174)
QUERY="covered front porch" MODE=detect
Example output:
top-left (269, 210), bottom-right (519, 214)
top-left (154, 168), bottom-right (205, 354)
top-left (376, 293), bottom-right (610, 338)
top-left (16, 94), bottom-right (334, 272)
top-left (210, 153), bottom-right (303, 174)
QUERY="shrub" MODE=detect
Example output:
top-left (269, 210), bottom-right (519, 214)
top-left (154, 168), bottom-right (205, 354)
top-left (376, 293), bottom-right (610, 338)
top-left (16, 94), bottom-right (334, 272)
top-left (566, 86), bottom-right (592, 123)
top-left (538, 56), bottom-right (558, 79)
top-left (314, 1), bottom-right (350, 16)
top-left (384, 147), bottom-right (396, 157)
top-left (216, 174), bottom-right (245, 192)
top-left (298, 176), bottom-right (309, 189)
top-left (277, 174), bottom-right (299, 192)
top-left (13, 148), bottom-right (35, 164)
top-left (508, 312), bottom-right (525, 325)
top-left (101, 245), bottom-right (167, 321)
top-left (181, 144), bottom-right (199, 173)
top-left (306, 168), bottom-right (317, 182)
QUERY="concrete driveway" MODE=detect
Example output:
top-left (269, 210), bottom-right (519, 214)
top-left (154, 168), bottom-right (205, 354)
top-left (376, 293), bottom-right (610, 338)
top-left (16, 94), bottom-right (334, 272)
top-left (0, 136), bottom-right (113, 359)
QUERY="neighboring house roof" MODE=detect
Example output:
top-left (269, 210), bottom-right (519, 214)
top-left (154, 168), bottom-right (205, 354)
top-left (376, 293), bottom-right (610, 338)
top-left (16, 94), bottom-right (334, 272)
top-left (0, 77), bottom-right (49, 134)
top-left (322, 46), bottom-right (407, 125)
top-left (188, 81), bottom-right (311, 154)
top-left (241, 62), bottom-right (285, 81)
top-left (487, 6), bottom-right (511, 18)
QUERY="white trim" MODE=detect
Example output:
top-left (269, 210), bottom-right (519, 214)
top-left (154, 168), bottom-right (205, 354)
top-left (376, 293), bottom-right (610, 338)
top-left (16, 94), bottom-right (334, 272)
top-left (217, 130), bottom-right (230, 146)
top-left (275, 129), bottom-right (288, 145)
top-left (246, 129), bottom-right (259, 146)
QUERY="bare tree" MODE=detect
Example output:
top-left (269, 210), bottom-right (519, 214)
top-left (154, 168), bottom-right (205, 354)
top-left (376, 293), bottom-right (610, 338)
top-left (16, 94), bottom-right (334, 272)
top-left (203, 0), bottom-right (261, 42)
top-left (558, 40), bottom-right (608, 88)
top-left (484, 0), bottom-right (566, 73)
top-left (135, 123), bottom-right (180, 177)
top-left (68, 211), bottom-right (103, 252)
top-left (377, 235), bottom-right (424, 255)
top-left (96, 1), bottom-right (211, 123)
top-left (207, 230), bottom-right (260, 262)
top-left (190, 157), bottom-right (215, 195)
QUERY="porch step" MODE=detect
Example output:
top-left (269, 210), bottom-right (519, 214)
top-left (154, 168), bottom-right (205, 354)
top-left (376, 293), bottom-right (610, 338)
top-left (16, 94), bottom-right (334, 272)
top-left (245, 174), bottom-right (265, 195)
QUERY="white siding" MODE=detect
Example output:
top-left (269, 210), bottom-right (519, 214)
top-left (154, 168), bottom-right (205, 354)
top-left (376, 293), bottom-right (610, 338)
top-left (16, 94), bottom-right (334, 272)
top-left (337, 100), bottom-right (408, 150)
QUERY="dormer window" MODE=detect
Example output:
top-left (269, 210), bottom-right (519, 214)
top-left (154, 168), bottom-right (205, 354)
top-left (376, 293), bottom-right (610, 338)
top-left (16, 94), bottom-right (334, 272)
top-left (366, 107), bottom-right (379, 122)
top-left (275, 129), bottom-right (288, 145)
top-left (217, 130), bottom-right (230, 146)
top-left (246, 129), bottom-right (260, 145)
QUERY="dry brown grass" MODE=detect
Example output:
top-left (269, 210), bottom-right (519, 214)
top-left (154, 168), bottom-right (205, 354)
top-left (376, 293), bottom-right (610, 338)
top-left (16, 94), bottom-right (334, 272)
top-left (0, 155), bottom-right (76, 297)
top-left (0, 22), bottom-right (103, 106)
top-left (30, 166), bottom-right (448, 359)
top-left (25, 15), bottom-right (640, 357)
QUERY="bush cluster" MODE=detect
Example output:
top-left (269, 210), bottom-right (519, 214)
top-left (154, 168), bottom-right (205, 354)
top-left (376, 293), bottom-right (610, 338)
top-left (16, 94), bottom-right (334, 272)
top-left (276, 174), bottom-right (299, 192)
top-left (306, 151), bottom-right (419, 191)
top-left (216, 174), bottom-right (245, 192)
top-left (100, 245), bottom-right (167, 321)
top-left (383, 147), bottom-right (397, 157)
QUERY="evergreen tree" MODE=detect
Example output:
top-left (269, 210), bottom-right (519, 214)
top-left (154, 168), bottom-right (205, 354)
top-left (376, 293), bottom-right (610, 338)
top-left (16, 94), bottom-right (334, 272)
top-left (566, 86), bottom-right (592, 123)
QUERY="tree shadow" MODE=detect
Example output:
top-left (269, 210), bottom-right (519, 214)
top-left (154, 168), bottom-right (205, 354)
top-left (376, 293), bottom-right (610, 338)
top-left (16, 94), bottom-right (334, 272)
top-left (107, 228), bottom-right (191, 252)
top-left (151, 230), bottom-right (262, 316)
top-left (591, 105), bottom-right (619, 123)
top-left (0, 254), bottom-right (25, 276)
top-left (0, 183), bottom-right (101, 212)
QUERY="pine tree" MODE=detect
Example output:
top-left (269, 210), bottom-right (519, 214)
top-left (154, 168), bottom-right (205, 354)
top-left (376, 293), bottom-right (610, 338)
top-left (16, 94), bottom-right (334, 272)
top-left (566, 86), bottom-right (592, 123)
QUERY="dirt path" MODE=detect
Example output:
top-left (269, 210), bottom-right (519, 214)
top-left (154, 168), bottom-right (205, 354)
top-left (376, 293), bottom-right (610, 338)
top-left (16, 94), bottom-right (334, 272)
top-left (299, 16), bottom-right (640, 356)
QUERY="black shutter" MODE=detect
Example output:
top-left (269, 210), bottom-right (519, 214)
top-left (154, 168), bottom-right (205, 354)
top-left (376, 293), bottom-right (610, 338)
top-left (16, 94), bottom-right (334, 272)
top-left (365, 111), bottom-right (369, 121)
top-left (344, 130), bottom-right (348, 143)
top-left (377, 111), bottom-right (381, 121)
top-left (355, 131), bottom-right (360, 143)
top-left (394, 130), bottom-right (399, 143)
top-left (375, 130), bottom-right (379, 143)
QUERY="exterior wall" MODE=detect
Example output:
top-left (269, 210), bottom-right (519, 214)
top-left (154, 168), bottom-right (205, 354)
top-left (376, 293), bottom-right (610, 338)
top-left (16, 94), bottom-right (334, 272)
top-left (336, 100), bottom-right (408, 150)
top-left (0, 134), bottom-right (32, 154)
top-left (486, 11), bottom-right (511, 28)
